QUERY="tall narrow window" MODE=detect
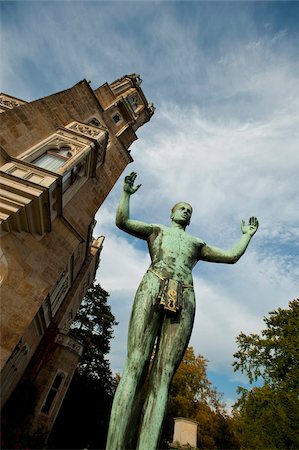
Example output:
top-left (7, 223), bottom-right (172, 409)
top-left (41, 370), bottom-right (65, 414)
top-left (49, 262), bottom-right (71, 316)
top-left (128, 94), bottom-right (139, 110)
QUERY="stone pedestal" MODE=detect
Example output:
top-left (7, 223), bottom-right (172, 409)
top-left (172, 417), bottom-right (198, 448)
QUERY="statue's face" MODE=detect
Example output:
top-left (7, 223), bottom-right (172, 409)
top-left (171, 202), bottom-right (192, 226)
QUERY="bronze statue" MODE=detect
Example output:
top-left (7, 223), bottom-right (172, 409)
top-left (106, 172), bottom-right (259, 450)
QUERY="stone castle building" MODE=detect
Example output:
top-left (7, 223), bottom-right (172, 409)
top-left (0, 74), bottom-right (154, 435)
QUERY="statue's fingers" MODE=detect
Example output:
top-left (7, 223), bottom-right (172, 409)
top-left (125, 173), bottom-right (132, 182)
top-left (134, 183), bottom-right (142, 192)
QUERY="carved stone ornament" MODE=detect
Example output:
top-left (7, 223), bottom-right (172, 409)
top-left (0, 94), bottom-right (25, 109)
top-left (55, 333), bottom-right (83, 356)
top-left (68, 122), bottom-right (102, 139)
top-left (46, 136), bottom-right (82, 154)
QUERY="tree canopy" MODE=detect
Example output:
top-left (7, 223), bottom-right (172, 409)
top-left (233, 298), bottom-right (299, 390)
top-left (233, 299), bottom-right (299, 449)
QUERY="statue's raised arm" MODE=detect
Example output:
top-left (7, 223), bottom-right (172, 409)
top-left (116, 172), bottom-right (153, 240)
top-left (200, 216), bottom-right (259, 263)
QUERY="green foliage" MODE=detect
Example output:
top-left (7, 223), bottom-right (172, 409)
top-left (233, 299), bottom-right (299, 390)
top-left (234, 385), bottom-right (299, 449)
top-left (162, 347), bottom-right (240, 449)
top-left (170, 443), bottom-right (196, 450)
top-left (70, 283), bottom-right (118, 384)
top-left (48, 282), bottom-right (118, 449)
top-left (233, 299), bottom-right (299, 449)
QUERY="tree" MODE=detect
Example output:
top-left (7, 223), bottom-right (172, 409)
top-left (48, 283), bottom-right (118, 449)
top-left (233, 299), bottom-right (299, 390)
top-left (162, 347), bottom-right (240, 449)
top-left (167, 347), bottom-right (224, 415)
top-left (233, 299), bottom-right (299, 449)
top-left (70, 283), bottom-right (117, 390)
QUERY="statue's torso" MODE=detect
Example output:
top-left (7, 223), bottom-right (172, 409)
top-left (147, 225), bottom-right (205, 284)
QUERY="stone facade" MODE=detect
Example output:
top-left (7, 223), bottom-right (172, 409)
top-left (0, 74), bottom-right (154, 435)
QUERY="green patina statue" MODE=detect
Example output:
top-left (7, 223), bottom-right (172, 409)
top-left (106, 172), bottom-right (259, 450)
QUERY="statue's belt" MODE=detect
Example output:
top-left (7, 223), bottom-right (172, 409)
top-left (147, 268), bottom-right (193, 315)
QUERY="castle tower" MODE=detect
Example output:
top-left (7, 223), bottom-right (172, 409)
top-left (0, 74), bottom-right (154, 435)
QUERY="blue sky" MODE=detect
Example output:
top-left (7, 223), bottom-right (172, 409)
top-left (1, 1), bottom-right (298, 410)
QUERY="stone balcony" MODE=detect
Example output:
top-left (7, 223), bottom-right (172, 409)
top-left (0, 162), bottom-right (61, 235)
top-left (55, 333), bottom-right (83, 357)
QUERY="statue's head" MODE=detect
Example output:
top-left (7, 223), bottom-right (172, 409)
top-left (171, 202), bottom-right (193, 226)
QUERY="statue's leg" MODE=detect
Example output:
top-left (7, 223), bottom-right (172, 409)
top-left (136, 288), bottom-right (196, 450)
top-left (106, 272), bottom-right (162, 450)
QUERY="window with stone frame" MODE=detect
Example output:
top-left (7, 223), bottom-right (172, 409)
top-left (41, 370), bottom-right (66, 415)
top-left (1, 340), bottom-right (30, 396)
top-left (112, 112), bottom-right (122, 124)
top-left (49, 260), bottom-right (72, 317)
top-left (33, 297), bottom-right (52, 336)
top-left (128, 93), bottom-right (139, 110)
top-left (33, 145), bottom-right (85, 192)
top-left (34, 146), bottom-right (73, 171)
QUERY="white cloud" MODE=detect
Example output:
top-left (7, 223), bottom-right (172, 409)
top-left (131, 101), bottom-right (298, 241)
top-left (95, 229), bottom-right (150, 291)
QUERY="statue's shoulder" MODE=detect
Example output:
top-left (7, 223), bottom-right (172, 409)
top-left (151, 223), bottom-right (165, 232)
top-left (148, 224), bottom-right (172, 238)
top-left (193, 236), bottom-right (206, 247)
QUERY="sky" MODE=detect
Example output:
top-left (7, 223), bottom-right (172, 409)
top-left (1, 0), bottom-right (298, 410)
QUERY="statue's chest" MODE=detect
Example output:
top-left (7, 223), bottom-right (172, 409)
top-left (161, 230), bottom-right (181, 248)
top-left (158, 230), bottom-right (195, 258)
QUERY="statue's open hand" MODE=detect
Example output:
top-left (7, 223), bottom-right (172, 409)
top-left (123, 172), bottom-right (141, 195)
top-left (241, 216), bottom-right (259, 237)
